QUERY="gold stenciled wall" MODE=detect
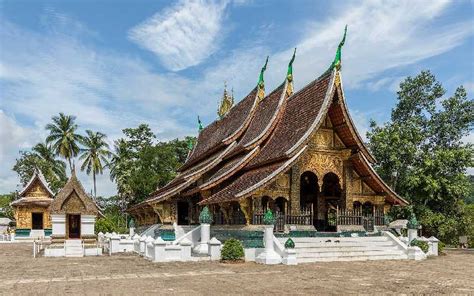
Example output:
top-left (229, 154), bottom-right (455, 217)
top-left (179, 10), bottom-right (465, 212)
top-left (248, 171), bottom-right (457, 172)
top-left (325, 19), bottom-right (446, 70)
top-left (15, 207), bottom-right (52, 229)
top-left (14, 179), bottom-right (53, 229)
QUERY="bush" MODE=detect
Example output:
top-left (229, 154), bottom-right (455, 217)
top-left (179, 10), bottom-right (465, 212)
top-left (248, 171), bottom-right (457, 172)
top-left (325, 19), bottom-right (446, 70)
top-left (221, 238), bottom-right (244, 261)
top-left (411, 239), bottom-right (429, 253)
top-left (438, 241), bottom-right (445, 254)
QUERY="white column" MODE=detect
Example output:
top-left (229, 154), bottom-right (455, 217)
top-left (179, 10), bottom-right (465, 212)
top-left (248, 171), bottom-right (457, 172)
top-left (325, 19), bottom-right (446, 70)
top-left (256, 225), bottom-right (282, 265)
top-left (208, 237), bottom-right (222, 261)
top-left (81, 215), bottom-right (96, 236)
top-left (180, 238), bottom-right (192, 261)
top-left (193, 223), bottom-right (210, 255)
top-left (408, 228), bottom-right (417, 244)
top-left (51, 214), bottom-right (66, 236)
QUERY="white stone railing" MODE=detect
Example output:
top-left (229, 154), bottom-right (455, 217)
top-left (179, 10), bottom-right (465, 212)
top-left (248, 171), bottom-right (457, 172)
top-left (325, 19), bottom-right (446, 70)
top-left (173, 225), bottom-right (201, 247)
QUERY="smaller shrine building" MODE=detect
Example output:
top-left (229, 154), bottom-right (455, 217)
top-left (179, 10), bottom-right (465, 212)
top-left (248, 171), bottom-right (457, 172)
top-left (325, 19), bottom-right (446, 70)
top-left (11, 169), bottom-right (54, 238)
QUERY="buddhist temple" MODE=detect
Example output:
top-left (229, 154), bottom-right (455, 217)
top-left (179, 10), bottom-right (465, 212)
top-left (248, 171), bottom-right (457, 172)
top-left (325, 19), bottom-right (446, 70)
top-left (11, 169), bottom-right (54, 239)
top-left (128, 29), bottom-right (408, 232)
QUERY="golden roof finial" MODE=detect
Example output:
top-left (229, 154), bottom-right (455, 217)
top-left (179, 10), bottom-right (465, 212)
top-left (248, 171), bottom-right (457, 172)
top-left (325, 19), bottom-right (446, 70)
top-left (218, 81), bottom-right (234, 119)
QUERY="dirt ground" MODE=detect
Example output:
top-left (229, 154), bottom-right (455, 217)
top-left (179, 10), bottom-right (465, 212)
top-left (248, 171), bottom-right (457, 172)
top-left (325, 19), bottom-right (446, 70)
top-left (0, 243), bottom-right (473, 295)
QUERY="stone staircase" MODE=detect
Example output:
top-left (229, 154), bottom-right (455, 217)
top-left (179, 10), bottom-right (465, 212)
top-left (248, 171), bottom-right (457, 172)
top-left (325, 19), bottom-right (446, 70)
top-left (278, 235), bottom-right (408, 263)
top-left (64, 240), bottom-right (84, 257)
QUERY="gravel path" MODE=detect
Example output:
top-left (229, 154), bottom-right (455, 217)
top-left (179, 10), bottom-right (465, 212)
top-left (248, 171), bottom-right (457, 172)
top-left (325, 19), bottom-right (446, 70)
top-left (1, 243), bottom-right (473, 295)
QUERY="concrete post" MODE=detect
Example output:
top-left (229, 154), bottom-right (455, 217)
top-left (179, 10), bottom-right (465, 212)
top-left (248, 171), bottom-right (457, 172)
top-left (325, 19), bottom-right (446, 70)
top-left (408, 228), bottom-right (417, 244)
top-left (194, 223), bottom-right (210, 255)
top-left (110, 234), bottom-right (121, 255)
top-left (129, 227), bottom-right (135, 237)
top-left (208, 237), bottom-right (222, 261)
top-left (145, 236), bottom-right (155, 259)
top-left (153, 237), bottom-right (167, 262)
top-left (428, 236), bottom-right (439, 256)
top-left (256, 225), bottom-right (282, 265)
top-left (180, 238), bottom-right (192, 261)
top-left (139, 235), bottom-right (147, 256)
top-left (283, 249), bottom-right (297, 265)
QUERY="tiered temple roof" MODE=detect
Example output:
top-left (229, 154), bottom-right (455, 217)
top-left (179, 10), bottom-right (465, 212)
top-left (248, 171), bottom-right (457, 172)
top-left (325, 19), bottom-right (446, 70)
top-left (11, 169), bottom-right (54, 207)
top-left (130, 39), bottom-right (408, 214)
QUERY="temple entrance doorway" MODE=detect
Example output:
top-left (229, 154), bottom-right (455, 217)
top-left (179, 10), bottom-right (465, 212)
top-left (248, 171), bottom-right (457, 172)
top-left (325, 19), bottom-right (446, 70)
top-left (32, 212), bottom-right (43, 230)
top-left (322, 172), bottom-right (342, 232)
top-left (177, 202), bottom-right (189, 225)
top-left (68, 214), bottom-right (81, 239)
top-left (300, 171), bottom-right (319, 228)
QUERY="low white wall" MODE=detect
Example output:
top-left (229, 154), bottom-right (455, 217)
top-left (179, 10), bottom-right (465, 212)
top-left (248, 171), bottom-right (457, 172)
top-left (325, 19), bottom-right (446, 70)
top-left (51, 214), bottom-right (66, 236)
top-left (81, 215), bottom-right (96, 236)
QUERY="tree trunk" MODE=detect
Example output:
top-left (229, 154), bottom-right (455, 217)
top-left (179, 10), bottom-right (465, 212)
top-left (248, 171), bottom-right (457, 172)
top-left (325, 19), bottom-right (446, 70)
top-left (68, 158), bottom-right (73, 175)
top-left (93, 171), bottom-right (97, 198)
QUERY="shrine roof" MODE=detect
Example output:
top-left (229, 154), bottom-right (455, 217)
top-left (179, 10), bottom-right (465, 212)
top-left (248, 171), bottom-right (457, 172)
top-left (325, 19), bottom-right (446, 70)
top-left (10, 198), bottom-right (52, 207)
top-left (51, 172), bottom-right (101, 216)
top-left (247, 70), bottom-right (334, 168)
top-left (200, 146), bottom-right (306, 205)
top-left (18, 169), bottom-right (54, 198)
top-left (350, 152), bottom-right (408, 205)
top-left (180, 87), bottom-right (258, 170)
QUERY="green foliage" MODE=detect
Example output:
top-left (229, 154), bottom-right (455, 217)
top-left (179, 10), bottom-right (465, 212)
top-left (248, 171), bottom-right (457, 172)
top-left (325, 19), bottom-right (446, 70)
top-left (108, 124), bottom-right (195, 206)
top-left (13, 146), bottom-right (67, 193)
top-left (79, 130), bottom-right (111, 197)
top-left (199, 206), bottom-right (213, 224)
top-left (221, 238), bottom-right (245, 261)
top-left (94, 196), bottom-right (128, 234)
top-left (45, 113), bottom-right (83, 173)
top-left (410, 239), bottom-right (429, 253)
top-left (438, 241), bottom-right (445, 254)
top-left (284, 238), bottom-right (295, 249)
top-left (368, 70), bottom-right (473, 244)
top-left (0, 193), bottom-right (15, 219)
top-left (263, 209), bottom-right (275, 225)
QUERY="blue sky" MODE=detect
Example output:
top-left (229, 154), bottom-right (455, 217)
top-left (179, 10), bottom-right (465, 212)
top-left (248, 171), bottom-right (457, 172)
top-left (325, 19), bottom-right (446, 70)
top-left (1, 0), bottom-right (473, 197)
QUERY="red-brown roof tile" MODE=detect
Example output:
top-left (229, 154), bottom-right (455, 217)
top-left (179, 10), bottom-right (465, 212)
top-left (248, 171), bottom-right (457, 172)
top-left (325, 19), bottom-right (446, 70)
top-left (247, 71), bottom-right (334, 168)
top-left (181, 88), bottom-right (258, 170)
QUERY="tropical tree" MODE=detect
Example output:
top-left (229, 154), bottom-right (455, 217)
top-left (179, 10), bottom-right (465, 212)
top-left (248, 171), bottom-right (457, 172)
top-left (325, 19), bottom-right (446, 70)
top-left (45, 113), bottom-right (83, 173)
top-left (32, 142), bottom-right (67, 181)
top-left (79, 130), bottom-right (112, 197)
top-left (367, 70), bottom-right (473, 244)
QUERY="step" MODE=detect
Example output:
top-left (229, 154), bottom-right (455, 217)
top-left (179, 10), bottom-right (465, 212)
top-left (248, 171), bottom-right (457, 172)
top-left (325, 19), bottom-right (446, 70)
top-left (294, 246), bottom-right (401, 253)
top-left (286, 241), bottom-right (396, 248)
top-left (284, 236), bottom-right (389, 243)
top-left (298, 254), bottom-right (407, 263)
top-left (296, 249), bottom-right (405, 258)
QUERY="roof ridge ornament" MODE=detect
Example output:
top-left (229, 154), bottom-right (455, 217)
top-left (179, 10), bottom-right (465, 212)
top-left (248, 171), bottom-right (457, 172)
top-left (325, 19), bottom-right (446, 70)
top-left (286, 48), bottom-right (296, 96)
top-left (217, 81), bottom-right (234, 119)
top-left (257, 56), bottom-right (269, 101)
top-left (331, 25), bottom-right (347, 71)
top-left (198, 116), bottom-right (203, 132)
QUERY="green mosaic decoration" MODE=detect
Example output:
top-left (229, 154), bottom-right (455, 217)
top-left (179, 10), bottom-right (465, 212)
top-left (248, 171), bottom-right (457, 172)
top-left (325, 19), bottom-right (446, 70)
top-left (258, 56), bottom-right (269, 89)
top-left (407, 212), bottom-right (419, 229)
top-left (128, 218), bottom-right (135, 228)
top-left (284, 238), bottom-right (295, 249)
top-left (198, 116), bottom-right (203, 132)
top-left (331, 25), bottom-right (347, 70)
top-left (199, 206), bottom-right (213, 224)
top-left (263, 209), bottom-right (276, 225)
top-left (287, 48), bottom-right (296, 81)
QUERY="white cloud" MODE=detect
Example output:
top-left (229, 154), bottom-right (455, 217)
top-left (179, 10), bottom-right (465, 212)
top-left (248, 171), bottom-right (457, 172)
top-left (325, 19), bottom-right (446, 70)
top-left (463, 81), bottom-right (474, 93)
top-left (1, 0), bottom-right (473, 195)
top-left (129, 0), bottom-right (229, 71)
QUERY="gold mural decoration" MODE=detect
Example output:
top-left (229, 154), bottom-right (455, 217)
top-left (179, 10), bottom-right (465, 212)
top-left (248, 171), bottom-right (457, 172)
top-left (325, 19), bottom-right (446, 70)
top-left (14, 206), bottom-right (52, 229)
top-left (314, 130), bottom-right (333, 148)
top-left (61, 192), bottom-right (86, 213)
top-left (24, 182), bottom-right (50, 199)
top-left (238, 198), bottom-right (252, 226)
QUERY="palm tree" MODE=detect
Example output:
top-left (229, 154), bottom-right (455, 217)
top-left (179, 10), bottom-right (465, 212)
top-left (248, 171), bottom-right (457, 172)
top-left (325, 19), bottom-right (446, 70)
top-left (32, 142), bottom-right (67, 181)
top-left (45, 113), bottom-right (83, 173)
top-left (79, 130), bottom-right (111, 197)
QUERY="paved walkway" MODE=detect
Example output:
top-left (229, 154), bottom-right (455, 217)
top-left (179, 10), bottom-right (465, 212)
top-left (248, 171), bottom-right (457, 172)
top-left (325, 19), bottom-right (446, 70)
top-left (1, 243), bottom-right (473, 295)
